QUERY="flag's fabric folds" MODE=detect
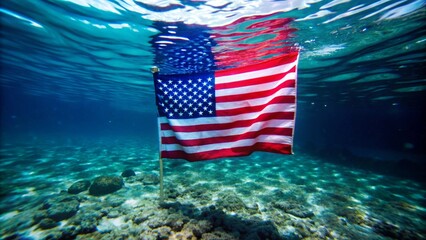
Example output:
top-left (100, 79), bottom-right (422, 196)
top-left (154, 51), bottom-right (299, 161)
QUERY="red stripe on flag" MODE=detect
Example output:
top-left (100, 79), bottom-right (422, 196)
top-left (247, 18), bottom-right (294, 29)
top-left (161, 142), bottom-right (293, 162)
top-left (216, 79), bottom-right (295, 103)
top-left (215, 52), bottom-right (299, 77)
top-left (161, 127), bottom-right (293, 146)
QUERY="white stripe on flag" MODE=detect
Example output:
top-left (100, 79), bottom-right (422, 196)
top-left (161, 119), bottom-right (294, 139)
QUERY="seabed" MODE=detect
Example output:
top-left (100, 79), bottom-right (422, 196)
top-left (0, 137), bottom-right (425, 240)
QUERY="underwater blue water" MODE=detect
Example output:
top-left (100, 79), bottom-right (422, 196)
top-left (1, 0), bottom-right (426, 239)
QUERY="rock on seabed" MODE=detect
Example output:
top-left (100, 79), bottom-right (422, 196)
top-left (89, 176), bottom-right (124, 196)
top-left (68, 180), bottom-right (91, 194)
top-left (121, 169), bottom-right (136, 177)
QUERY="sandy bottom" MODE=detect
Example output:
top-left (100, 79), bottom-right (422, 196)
top-left (0, 137), bottom-right (425, 239)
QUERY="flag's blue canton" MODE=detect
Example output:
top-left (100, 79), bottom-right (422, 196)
top-left (155, 72), bottom-right (216, 119)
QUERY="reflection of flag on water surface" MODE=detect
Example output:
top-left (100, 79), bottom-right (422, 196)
top-left (151, 14), bottom-right (299, 161)
top-left (151, 13), bottom-right (297, 73)
top-left (150, 22), bottom-right (216, 74)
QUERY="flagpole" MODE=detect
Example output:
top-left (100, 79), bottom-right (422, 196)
top-left (151, 66), bottom-right (164, 204)
top-left (158, 118), bottom-right (164, 203)
top-left (159, 156), bottom-right (164, 203)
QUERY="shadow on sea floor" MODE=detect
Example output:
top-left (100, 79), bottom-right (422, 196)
top-left (159, 201), bottom-right (284, 240)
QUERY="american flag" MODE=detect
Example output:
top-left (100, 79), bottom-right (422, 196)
top-left (154, 51), bottom-right (299, 161)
